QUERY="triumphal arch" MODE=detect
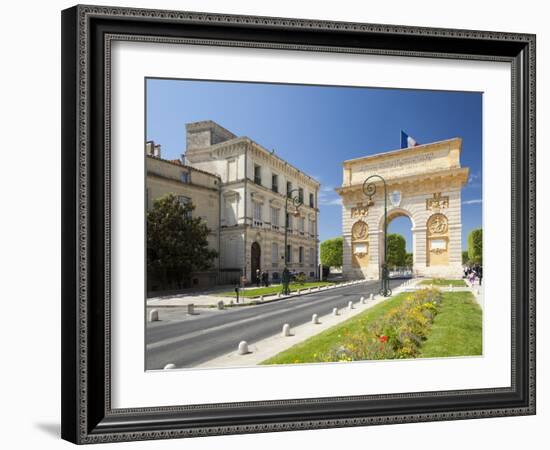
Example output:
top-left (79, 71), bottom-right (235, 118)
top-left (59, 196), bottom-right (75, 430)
top-left (336, 138), bottom-right (469, 280)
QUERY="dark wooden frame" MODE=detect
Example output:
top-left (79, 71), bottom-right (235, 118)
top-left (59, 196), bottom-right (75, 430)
top-left (61, 4), bottom-right (536, 444)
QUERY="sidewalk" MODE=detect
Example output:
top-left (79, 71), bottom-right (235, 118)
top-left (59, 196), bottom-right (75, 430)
top-left (147, 280), bottom-right (368, 308)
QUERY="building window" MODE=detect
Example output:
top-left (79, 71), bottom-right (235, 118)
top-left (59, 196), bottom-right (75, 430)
top-left (309, 192), bottom-right (314, 208)
top-left (271, 243), bottom-right (279, 266)
top-left (224, 197), bottom-right (237, 226)
top-left (286, 244), bottom-right (291, 263)
top-left (271, 207), bottom-right (280, 229)
top-left (309, 248), bottom-right (315, 266)
top-left (298, 187), bottom-right (304, 203)
top-left (180, 171), bottom-right (190, 184)
top-left (299, 217), bottom-right (305, 234)
top-left (253, 201), bottom-right (262, 227)
top-left (227, 159), bottom-right (237, 181)
top-left (299, 246), bottom-right (304, 264)
top-left (286, 181), bottom-right (292, 198)
top-left (309, 219), bottom-right (315, 236)
top-left (178, 196), bottom-right (192, 219)
top-left (254, 164), bottom-right (262, 185)
top-left (286, 213), bottom-right (293, 229)
top-left (272, 173), bottom-right (279, 193)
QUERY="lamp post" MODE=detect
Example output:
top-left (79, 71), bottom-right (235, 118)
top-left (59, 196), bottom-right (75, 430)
top-left (282, 188), bottom-right (303, 295)
top-left (362, 175), bottom-right (392, 297)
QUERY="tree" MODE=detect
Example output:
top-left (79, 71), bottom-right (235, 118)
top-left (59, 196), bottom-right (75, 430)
top-left (386, 233), bottom-right (407, 268)
top-left (320, 237), bottom-right (343, 268)
top-left (147, 194), bottom-right (218, 289)
top-left (404, 252), bottom-right (413, 267)
top-left (467, 228), bottom-right (483, 265)
top-left (462, 250), bottom-right (470, 265)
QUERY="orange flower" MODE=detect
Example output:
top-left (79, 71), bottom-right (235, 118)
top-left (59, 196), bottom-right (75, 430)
top-left (379, 335), bottom-right (388, 343)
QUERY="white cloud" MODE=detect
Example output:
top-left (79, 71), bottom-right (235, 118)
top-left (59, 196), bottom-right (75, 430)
top-left (317, 185), bottom-right (342, 206)
top-left (462, 199), bottom-right (482, 205)
top-left (320, 197), bottom-right (342, 206)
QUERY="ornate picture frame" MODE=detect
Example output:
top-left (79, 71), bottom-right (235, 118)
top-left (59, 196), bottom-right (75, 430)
top-left (61, 5), bottom-right (536, 444)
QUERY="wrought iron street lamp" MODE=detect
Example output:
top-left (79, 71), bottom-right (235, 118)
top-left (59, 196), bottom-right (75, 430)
top-left (362, 175), bottom-right (392, 297)
top-left (282, 188), bottom-right (303, 295)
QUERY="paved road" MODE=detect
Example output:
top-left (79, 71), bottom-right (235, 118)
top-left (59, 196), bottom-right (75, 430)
top-left (146, 279), bottom-right (402, 369)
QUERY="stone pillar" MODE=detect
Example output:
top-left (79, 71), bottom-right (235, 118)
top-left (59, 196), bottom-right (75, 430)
top-left (413, 226), bottom-right (427, 277)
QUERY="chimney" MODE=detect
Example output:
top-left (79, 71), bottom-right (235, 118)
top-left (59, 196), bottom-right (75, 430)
top-left (186, 121), bottom-right (237, 151)
top-left (145, 141), bottom-right (161, 158)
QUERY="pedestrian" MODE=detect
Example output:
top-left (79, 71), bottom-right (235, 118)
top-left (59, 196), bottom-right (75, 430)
top-left (475, 264), bottom-right (483, 286)
top-left (255, 268), bottom-right (261, 287)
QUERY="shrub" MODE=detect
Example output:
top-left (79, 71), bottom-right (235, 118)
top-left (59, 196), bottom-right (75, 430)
top-left (294, 273), bottom-right (307, 285)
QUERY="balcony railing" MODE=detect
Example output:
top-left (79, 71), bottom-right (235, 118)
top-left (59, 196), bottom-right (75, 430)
top-left (252, 219), bottom-right (263, 227)
top-left (272, 185), bottom-right (278, 193)
top-left (254, 176), bottom-right (262, 185)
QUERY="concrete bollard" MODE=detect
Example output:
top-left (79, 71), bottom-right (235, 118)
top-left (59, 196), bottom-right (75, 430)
top-left (237, 341), bottom-right (249, 355)
top-left (187, 304), bottom-right (195, 315)
top-left (332, 307), bottom-right (339, 316)
top-left (308, 288), bottom-right (312, 293)
top-left (360, 296), bottom-right (365, 304)
top-left (148, 309), bottom-right (159, 322)
top-left (278, 292), bottom-right (282, 298)
top-left (282, 323), bottom-right (291, 337)
top-left (348, 301), bottom-right (354, 310)
top-left (260, 295), bottom-right (264, 302)
top-left (217, 300), bottom-right (224, 310)
top-left (312, 313), bottom-right (320, 324)
top-left (297, 289), bottom-right (301, 295)
top-left (163, 363), bottom-right (176, 370)
top-left (230, 300), bottom-right (234, 306)
top-left (369, 293), bottom-right (374, 301)
top-left (449, 284), bottom-right (454, 292)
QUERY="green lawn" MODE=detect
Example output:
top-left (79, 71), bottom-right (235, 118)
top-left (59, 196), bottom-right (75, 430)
top-left (419, 291), bottom-right (482, 357)
top-left (218, 281), bottom-right (334, 299)
top-left (420, 279), bottom-right (467, 287)
top-left (262, 293), bottom-right (408, 364)
top-left (262, 291), bottom-right (481, 364)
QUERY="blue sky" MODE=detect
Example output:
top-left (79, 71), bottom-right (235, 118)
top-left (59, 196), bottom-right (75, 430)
top-left (146, 78), bottom-right (482, 251)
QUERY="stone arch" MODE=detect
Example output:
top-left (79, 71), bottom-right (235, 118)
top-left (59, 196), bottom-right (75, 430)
top-left (426, 212), bottom-right (449, 266)
top-left (377, 207), bottom-right (416, 230)
top-left (336, 138), bottom-right (468, 280)
top-left (351, 220), bottom-right (369, 269)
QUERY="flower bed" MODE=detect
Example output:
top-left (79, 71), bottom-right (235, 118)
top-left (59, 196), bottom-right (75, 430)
top-left (317, 288), bottom-right (443, 362)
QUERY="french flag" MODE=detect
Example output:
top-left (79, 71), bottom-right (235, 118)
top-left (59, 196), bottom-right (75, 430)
top-left (401, 130), bottom-right (418, 148)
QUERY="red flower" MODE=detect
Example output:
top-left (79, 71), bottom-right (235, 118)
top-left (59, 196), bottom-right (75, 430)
top-left (379, 335), bottom-right (389, 343)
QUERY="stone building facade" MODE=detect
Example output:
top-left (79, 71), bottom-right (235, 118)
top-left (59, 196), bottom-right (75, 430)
top-left (146, 141), bottom-right (222, 288)
top-left (336, 138), bottom-right (469, 280)
top-left (184, 121), bottom-right (320, 284)
top-left (145, 121), bottom-right (320, 287)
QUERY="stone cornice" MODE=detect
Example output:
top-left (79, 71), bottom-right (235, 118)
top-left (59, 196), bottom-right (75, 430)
top-left (146, 172), bottom-right (219, 193)
top-left (342, 137), bottom-right (462, 167)
top-left (336, 167), bottom-right (469, 196)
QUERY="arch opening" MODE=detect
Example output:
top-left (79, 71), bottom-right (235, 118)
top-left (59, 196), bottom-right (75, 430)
top-left (380, 209), bottom-right (414, 279)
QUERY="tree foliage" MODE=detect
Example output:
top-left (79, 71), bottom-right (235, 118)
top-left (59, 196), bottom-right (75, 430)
top-left (467, 228), bottom-right (483, 265)
top-left (462, 250), bottom-right (470, 265)
top-left (320, 237), bottom-right (343, 268)
top-left (405, 252), bottom-right (413, 267)
top-left (147, 194), bottom-right (218, 288)
top-left (386, 233), bottom-right (407, 268)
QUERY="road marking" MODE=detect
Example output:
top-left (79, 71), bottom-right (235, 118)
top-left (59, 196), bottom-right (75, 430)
top-left (145, 286), bottom-right (379, 351)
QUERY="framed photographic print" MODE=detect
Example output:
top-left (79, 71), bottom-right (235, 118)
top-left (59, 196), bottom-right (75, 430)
top-left (61, 4), bottom-right (536, 444)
